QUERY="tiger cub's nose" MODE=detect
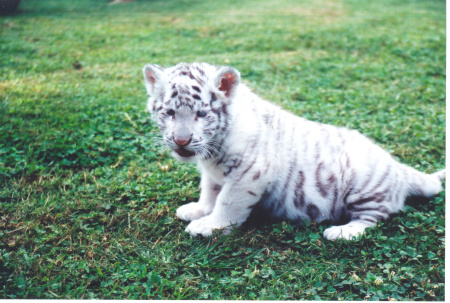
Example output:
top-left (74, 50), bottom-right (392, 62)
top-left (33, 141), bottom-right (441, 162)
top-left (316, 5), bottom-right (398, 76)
top-left (174, 137), bottom-right (192, 147)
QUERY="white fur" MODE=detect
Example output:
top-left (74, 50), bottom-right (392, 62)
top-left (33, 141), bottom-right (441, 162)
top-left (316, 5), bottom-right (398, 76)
top-left (143, 63), bottom-right (445, 241)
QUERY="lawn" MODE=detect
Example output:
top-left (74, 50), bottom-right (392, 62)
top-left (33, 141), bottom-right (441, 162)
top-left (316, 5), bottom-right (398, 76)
top-left (0, 0), bottom-right (445, 300)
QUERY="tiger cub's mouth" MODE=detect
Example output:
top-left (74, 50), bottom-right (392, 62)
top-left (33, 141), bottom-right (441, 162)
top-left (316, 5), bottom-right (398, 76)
top-left (174, 148), bottom-right (196, 158)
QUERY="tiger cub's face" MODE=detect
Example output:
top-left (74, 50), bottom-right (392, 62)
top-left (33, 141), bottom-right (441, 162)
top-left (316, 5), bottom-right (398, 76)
top-left (143, 63), bottom-right (240, 162)
top-left (155, 85), bottom-right (220, 162)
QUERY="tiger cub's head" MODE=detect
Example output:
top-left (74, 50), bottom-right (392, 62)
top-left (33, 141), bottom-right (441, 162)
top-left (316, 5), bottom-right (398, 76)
top-left (143, 62), bottom-right (240, 162)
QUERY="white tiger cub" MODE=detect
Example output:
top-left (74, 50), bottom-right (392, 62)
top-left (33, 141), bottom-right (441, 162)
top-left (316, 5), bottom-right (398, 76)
top-left (143, 62), bottom-right (445, 241)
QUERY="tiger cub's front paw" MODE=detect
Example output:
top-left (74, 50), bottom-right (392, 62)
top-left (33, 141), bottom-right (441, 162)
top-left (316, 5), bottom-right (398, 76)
top-left (176, 202), bottom-right (211, 222)
top-left (185, 216), bottom-right (232, 237)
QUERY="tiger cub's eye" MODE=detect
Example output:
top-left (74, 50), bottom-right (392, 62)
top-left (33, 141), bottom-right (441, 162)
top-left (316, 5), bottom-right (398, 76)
top-left (197, 110), bottom-right (207, 118)
top-left (167, 109), bottom-right (175, 116)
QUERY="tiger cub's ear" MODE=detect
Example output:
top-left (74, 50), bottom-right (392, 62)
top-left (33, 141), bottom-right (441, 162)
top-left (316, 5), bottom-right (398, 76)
top-left (213, 66), bottom-right (240, 99)
top-left (143, 64), bottom-right (166, 96)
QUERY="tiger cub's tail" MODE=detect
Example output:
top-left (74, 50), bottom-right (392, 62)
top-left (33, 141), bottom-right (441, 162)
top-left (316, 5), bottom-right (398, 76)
top-left (407, 167), bottom-right (445, 198)
top-left (432, 169), bottom-right (446, 182)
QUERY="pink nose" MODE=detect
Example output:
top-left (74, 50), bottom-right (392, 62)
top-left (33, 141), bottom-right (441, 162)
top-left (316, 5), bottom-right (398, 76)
top-left (174, 137), bottom-right (191, 147)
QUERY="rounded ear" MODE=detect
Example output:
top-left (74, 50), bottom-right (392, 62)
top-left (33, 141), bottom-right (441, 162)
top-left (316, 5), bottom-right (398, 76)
top-left (214, 66), bottom-right (240, 99)
top-left (143, 64), bottom-right (166, 95)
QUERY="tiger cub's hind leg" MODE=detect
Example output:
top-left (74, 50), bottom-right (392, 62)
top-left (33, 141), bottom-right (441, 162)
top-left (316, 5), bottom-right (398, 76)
top-left (323, 221), bottom-right (372, 241)
top-left (324, 201), bottom-right (390, 241)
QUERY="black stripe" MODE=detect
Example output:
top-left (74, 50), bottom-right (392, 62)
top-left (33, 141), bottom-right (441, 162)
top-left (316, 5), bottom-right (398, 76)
top-left (306, 204), bottom-right (320, 221)
top-left (279, 150), bottom-right (297, 205)
top-left (293, 170), bottom-right (305, 209)
top-left (239, 157), bottom-right (257, 180)
top-left (363, 164), bottom-right (392, 196)
top-left (330, 185), bottom-right (339, 220)
top-left (315, 162), bottom-right (328, 197)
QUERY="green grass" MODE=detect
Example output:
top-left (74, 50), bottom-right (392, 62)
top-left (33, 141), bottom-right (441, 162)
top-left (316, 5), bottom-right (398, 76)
top-left (0, 0), bottom-right (445, 300)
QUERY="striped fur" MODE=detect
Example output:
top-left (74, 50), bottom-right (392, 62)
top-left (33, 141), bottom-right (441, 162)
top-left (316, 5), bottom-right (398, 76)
top-left (143, 62), bottom-right (445, 241)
